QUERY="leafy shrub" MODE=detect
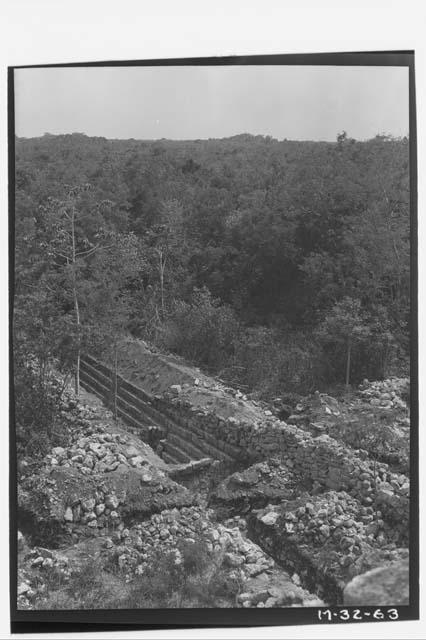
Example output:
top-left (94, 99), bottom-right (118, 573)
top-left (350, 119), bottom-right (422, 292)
top-left (161, 287), bottom-right (240, 371)
top-left (179, 539), bottom-right (210, 576)
top-left (14, 356), bottom-right (68, 459)
top-left (316, 298), bottom-right (398, 387)
top-left (232, 327), bottom-right (325, 398)
top-left (34, 560), bottom-right (130, 610)
top-left (126, 546), bottom-right (184, 607)
top-left (112, 539), bottom-right (239, 609)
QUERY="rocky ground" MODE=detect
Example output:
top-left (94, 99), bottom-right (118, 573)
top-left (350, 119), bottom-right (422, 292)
top-left (248, 495), bottom-right (408, 601)
top-left (17, 386), bottom-right (323, 609)
top-left (18, 392), bottom-right (196, 548)
top-left (16, 355), bottom-right (410, 610)
top-left (280, 378), bottom-right (410, 474)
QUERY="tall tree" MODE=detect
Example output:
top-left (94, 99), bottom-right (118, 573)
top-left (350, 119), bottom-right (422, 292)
top-left (316, 297), bottom-right (372, 389)
top-left (146, 199), bottom-right (187, 319)
top-left (87, 232), bottom-right (147, 417)
top-left (39, 185), bottom-right (117, 394)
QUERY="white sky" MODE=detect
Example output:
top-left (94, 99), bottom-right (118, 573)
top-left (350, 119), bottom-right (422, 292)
top-left (15, 65), bottom-right (409, 141)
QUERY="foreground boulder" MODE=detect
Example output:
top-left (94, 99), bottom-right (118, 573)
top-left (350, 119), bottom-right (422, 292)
top-left (343, 558), bottom-right (409, 605)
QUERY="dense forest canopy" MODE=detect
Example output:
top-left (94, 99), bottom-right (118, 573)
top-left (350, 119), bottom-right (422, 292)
top-left (14, 132), bottom-right (410, 399)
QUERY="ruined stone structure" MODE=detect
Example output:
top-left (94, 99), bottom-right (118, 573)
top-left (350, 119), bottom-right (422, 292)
top-left (18, 349), bottom-right (410, 608)
top-left (80, 353), bottom-right (409, 545)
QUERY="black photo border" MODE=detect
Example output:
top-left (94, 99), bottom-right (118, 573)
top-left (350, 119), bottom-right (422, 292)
top-left (8, 50), bottom-right (418, 634)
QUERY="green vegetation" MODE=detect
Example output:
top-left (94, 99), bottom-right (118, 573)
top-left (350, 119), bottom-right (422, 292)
top-left (14, 360), bottom-right (68, 459)
top-left (33, 540), bottom-right (240, 609)
top-left (14, 132), bottom-right (410, 412)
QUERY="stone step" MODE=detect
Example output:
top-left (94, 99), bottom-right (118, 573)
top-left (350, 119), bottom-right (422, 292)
top-left (189, 423), bottom-right (243, 460)
top-left (167, 432), bottom-right (208, 461)
top-left (81, 355), bottom-right (236, 464)
top-left (163, 441), bottom-right (192, 464)
top-left (83, 353), bottom-right (113, 379)
top-left (190, 425), bottom-right (244, 460)
top-left (118, 372), bottom-right (153, 404)
top-left (81, 371), bottom-right (159, 441)
top-left (116, 384), bottom-right (166, 427)
top-left (80, 358), bottom-right (113, 391)
top-left (115, 393), bottom-right (160, 430)
top-left (161, 451), bottom-right (179, 465)
top-left (115, 404), bottom-right (152, 440)
top-left (80, 370), bottom-right (110, 402)
top-left (82, 367), bottom-right (167, 433)
top-left (166, 420), bottom-right (235, 463)
top-left (81, 357), bottom-right (171, 429)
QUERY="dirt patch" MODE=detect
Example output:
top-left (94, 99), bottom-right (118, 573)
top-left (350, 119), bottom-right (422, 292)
top-left (115, 337), bottom-right (268, 422)
top-left (116, 338), bottom-right (208, 393)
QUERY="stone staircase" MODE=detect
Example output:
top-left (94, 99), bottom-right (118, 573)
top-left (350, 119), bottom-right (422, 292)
top-left (79, 354), bottom-right (235, 466)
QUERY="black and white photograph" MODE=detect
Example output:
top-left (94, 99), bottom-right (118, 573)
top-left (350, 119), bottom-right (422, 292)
top-left (10, 56), bottom-right (416, 626)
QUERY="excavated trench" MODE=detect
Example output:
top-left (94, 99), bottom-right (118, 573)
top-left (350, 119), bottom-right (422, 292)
top-left (17, 359), bottom-right (329, 609)
top-left (78, 355), bottom-right (338, 603)
top-left (77, 353), bottom-right (409, 607)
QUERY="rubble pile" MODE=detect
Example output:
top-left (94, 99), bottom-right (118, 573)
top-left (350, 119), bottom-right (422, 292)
top-left (165, 394), bottom-right (409, 528)
top-left (99, 505), bottom-right (324, 608)
top-left (248, 493), bottom-right (409, 604)
top-left (282, 380), bottom-right (410, 473)
top-left (19, 462), bottom-right (196, 547)
top-left (17, 540), bottom-right (71, 610)
top-left (18, 505), bottom-right (324, 610)
top-left (286, 391), bottom-right (341, 431)
top-left (17, 346), bottom-right (410, 610)
top-left (44, 429), bottom-right (163, 476)
top-left (104, 505), bottom-right (273, 581)
top-left (259, 491), bottom-right (398, 550)
top-left (210, 460), bottom-right (299, 516)
top-left (80, 352), bottom-right (410, 530)
top-left (33, 389), bottom-right (167, 477)
top-left (358, 377), bottom-right (410, 410)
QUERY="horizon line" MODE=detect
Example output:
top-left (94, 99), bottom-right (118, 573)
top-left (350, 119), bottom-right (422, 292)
top-left (15, 131), bottom-right (409, 144)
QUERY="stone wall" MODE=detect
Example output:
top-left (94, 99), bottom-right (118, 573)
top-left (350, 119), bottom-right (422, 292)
top-left (80, 354), bottom-right (409, 538)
